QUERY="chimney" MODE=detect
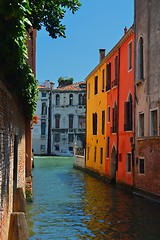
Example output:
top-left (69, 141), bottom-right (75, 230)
top-left (99, 49), bottom-right (106, 62)
top-left (124, 26), bottom-right (127, 34)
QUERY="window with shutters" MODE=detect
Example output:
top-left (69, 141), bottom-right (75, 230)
top-left (102, 69), bottom-right (105, 91)
top-left (69, 94), bottom-right (73, 105)
top-left (41, 120), bottom-right (46, 135)
top-left (128, 41), bottom-right (132, 71)
top-left (112, 102), bottom-right (117, 133)
top-left (79, 94), bottom-right (83, 105)
top-left (55, 114), bottom-right (60, 128)
top-left (56, 94), bottom-right (60, 106)
top-left (94, 76), bottom-right (98, 95)
top-left (69, 114), bottom-right (74, 129)
top-left (41, 102), bottom-right (47, 115)
top-left (102, 110), bottom-right (105, 135)
top-left (106, 137), bottom-right (110, 158)
top-left (114, 56), bottom-right (118, 86)
top-left (82, 94), bottom-right (86, 105)
top-left (106, 62), bottom-right (111, 91)
top-left (138, 37), bottom-right (144, 80)
top-left (139, 112), bottom-right (144, 137)
top-left (124, 94), bottom-right (132, 131)
top-left (139, 158), bottom-right (145, 174)
top-left (126, 153), bottom-right (132, 172)
top-left (108, 106), bottom-right (110, 122)
top-left (100, 147), bottom-right (103, 165)
top-left (150, 109), bottom-right (158, 136)
top-left (92, 112), bottom-right (97, 135)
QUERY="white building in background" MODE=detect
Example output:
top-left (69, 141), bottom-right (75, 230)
top-left (51, 81), bottom-right (86, 156)
top-left (32, 80), bottom-right (86, 156)
top-left (32, 80), bottom-right (53, 155)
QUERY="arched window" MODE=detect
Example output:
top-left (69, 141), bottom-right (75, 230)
top-left (69, 94), bottom-right (73, 106)
top-left (124, 94), bottom-right (132, 131)
top-left (56, 94), bottom-right (60, 106)
top-left (79, 94), bottom-right (83, 105)
top-left (41, 102), bottom-right (47, 115)
top-left (55, 114), bottom-right (60, 129)
top-left (69, 114), bottom-right (74, 128)
top-left (138, 37), bottom-right (144, 79)
top-left (83, 94), bottom-right (86, 105)
top-left (112, 101), bottom-right (117, 133)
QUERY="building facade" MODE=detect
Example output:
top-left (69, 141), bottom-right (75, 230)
top-left (86, 26), bottom-right (134, 186)
top-left (32, 81), bottom-right (86, 156)
top-left (32, 80), bottom-right (53, 155)
top-left (134, 0), bottom-right (160, 197)
top-left (52, 81), bottom-right (86, 156)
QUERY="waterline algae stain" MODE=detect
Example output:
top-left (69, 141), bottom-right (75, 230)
top-left (27, 156), bottom-right (160, 239)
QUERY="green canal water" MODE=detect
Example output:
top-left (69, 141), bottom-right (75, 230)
top-left (27, 156), bottom-right (160, 240)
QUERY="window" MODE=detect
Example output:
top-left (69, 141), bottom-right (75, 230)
top-left (78, 116), bottom-right (86, 129)
top-left (55, 145), bottom-right (59, 151)
top-left (150, 109), bottom-right (158, 136)
top-left (55, 134), bottom-right (60, 142)
top-left (94, 76), bottom-right (98, 95)
top-left (41, 92), bottom-right (46, 97)
top-left (69, 147), bottom-right (73, 152)
top-left (40, 145), bottom-right (45, 152)
top-left (106, 62), bottom-right (111, 91)
top-left (68, 134), bottom-right (74, 142)
top-left (88, 83), bottom-right (90, 99)
top-left (126, 153), bottom-right (132, 172)
top-left (100, 147), bottom-right (103, 165)
top-left (139, 158), bottom-right (145, 174)
top-left (114, 56), bottom-right (118, 86)
top-left (69, 114), bottom-right (74, 129)
top-left (108, 106), bottom-right (110, 122)
top-left (55, 114), bottom-right (60, 128)
top-left (92, 113), bottom-right (97, 135)
top-left (94, 147), bottom-right (97, 162)
top-left (139, 113), bottom-right (144, 137)
top-left (124, 94), bottom-right (132, 131)
top-left (106, 137), bottom-right (110, 158)
top-left (56, 94), bottom-right (60, 106)
top-left (102, 69), bottom-right (105, 91)
top-left (112, 102), bottom-right (117, 133)
top-left (82, 94), bottom-right (86, 105)
top-left (41, 120), bottom-right (46, 135)
top-left (128, 41), bottom-right (132, 71)
top-left (69, 94), bottom-right (73, 106)
top-left (138, 37), bottom-right (144, 80)
top-left (102, 110), bottom-right (105, 135)
top-left (41, 102), bottom-right (47, 115)
top-left (79, 94), bottom-right (83, 105)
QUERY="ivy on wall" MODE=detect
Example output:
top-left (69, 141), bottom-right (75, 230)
top-left (0, 0), bottom-right (38, 120)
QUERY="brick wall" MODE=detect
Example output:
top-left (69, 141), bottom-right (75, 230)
top-left (0, 80), bottom-right (26, 240)
top-left (135, 137), bottom-right (160, 196)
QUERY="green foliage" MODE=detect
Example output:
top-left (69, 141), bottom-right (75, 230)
top-left (0, 0), bottom-right (81, 119)
top-left (28, 0), bottom-right (81, 38)
top-left (58, 76), bottom-right (73, 86)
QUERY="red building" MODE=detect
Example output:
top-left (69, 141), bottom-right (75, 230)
top-left (106, 26), bottom-right (134, 187)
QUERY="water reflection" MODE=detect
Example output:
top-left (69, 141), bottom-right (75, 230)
top-left (27, 157), bottom-right (160, 239)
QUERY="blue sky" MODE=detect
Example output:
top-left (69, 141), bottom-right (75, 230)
top-left (36, 0), bottom-right (134, 87)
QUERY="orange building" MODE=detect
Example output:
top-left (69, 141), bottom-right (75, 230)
top-left (86, 26), bottom-right (134, 186)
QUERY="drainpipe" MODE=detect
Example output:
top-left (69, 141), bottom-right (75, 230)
top-left (116, 47), bottom-right (120, 174)
top-left (132, 0), bottom-right (137, 188)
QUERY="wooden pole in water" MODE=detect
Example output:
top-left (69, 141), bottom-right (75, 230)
top-left (13, 188), bottom-right (26, 214)
top-left (8, 212), bottom-right (28, 240)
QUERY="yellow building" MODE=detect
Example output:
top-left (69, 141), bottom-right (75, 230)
top-left (85, 49), bottom-right (107, 176)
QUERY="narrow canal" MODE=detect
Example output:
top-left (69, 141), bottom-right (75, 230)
top-left (27, 156), bottom-right (160, 240)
